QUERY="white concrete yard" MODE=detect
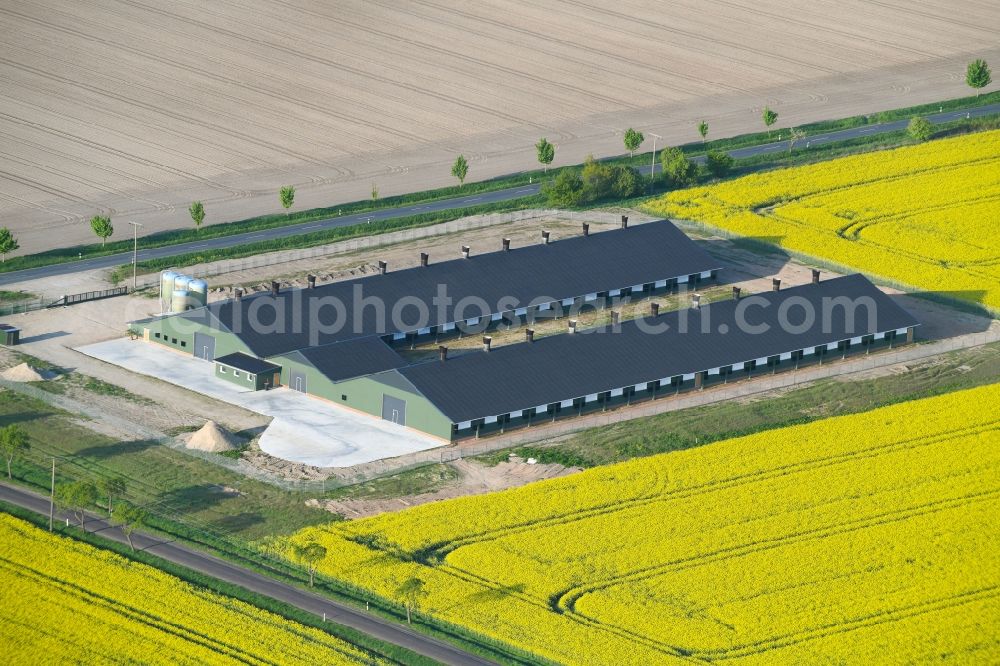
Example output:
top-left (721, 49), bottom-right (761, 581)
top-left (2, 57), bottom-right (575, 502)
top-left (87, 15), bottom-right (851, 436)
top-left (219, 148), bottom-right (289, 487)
top-left (76, 339), bottom-right (443, 468)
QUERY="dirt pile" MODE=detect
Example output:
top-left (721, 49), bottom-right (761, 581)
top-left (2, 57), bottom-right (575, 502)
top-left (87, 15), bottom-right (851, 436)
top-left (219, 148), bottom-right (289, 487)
top-left (186, 421), bottom-right (240, 453)
top-left (2, 363), bottom-right (47, 382)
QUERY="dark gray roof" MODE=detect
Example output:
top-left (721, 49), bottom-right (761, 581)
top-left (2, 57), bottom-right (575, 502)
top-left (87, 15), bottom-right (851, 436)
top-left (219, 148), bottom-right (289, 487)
top-left (214, 352), bottom-right (281, 374)
top-left (175, 220), bottom-right (719, 357)
top-left (295, 336), bottom-right (409, 383)
top-left (400, 274), bottom-right (920, 423)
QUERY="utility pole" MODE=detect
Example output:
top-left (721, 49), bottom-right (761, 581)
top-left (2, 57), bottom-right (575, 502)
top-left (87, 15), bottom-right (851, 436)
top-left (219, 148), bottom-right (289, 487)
top-left (128, 221), bottom-right (143, 291)
top-left (649, 132), bottom-right (662, 179)
top-left (49, 457), bottom-right (55, 532)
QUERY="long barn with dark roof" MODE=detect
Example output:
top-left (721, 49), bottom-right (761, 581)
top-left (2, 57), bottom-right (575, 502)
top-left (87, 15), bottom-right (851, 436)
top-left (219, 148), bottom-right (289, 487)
top-left (129, 220), bottom-right (917, 443)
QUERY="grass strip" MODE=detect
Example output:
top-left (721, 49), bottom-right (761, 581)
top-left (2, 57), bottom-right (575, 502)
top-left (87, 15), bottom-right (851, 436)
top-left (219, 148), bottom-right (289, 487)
top-left (3, 464), bottom-right (550, 666)
top-left (478, 341), bottom-right (1000, 468)
top-left (108, 196), bottom-right (543, 282)
top-left (0, 500), bottom-right (435, 666)
top-left (5, 91), bottom-right (999, 275)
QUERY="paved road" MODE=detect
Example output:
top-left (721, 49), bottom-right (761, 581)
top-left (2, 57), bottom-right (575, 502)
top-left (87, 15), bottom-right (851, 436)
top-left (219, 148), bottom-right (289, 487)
top-left (0, 482), bottom-right (496, 666)
top-left (2, 102), bottom-right (997, 288)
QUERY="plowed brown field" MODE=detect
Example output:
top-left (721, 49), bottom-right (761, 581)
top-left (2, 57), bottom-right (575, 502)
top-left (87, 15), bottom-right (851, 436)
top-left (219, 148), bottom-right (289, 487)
top-left (1, 0), bottom-right (997, 252)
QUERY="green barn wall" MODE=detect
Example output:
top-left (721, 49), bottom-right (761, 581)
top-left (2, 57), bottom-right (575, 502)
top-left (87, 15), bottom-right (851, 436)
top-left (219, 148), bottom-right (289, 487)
top-left (269, 353), bottom-right (454, 440)
top-left (133, 313), bottom-right (250, 359)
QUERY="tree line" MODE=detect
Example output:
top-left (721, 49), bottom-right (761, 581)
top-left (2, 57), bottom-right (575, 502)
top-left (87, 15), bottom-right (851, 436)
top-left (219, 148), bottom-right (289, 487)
top-left (0, 59), bottom-right (991, 262)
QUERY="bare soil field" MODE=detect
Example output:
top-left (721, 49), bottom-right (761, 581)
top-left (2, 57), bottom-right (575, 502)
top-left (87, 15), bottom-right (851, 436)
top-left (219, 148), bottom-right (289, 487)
top-left (1, 0), bottom-right (997, 254)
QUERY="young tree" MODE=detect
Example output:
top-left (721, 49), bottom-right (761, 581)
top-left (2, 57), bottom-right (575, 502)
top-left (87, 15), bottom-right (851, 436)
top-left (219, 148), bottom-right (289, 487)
top-left (908, 116), bottom-right (934, 142)
top-left (395, 577), bottom-right (428, 625)
top-left (371, 182), bottom-right (379, 201)
top-left (966, 59), bottom-right (992, 96)
top-left (293, 541), bottom-right (328, 587)
top-left (97, 477), bottom-right (126, 517)
top-left (451, 155), bottom-right (469, 186)
top-left (0, 227), bottom-right (18, 263)
top-left (542, 169), bottom-right (584, 206)
top-left (55, 481), bottom-right (98, 532)
top-left (189, 201), bottom-right (205, 232)
top-left (279, 185), bottom-right (296, 214)
top-left (762, 106), bottom-right (779, 139)
top-left (113, 501), bottom-right (147, 552)
top-left (580, 155), bottom-right (615, 202)
top-left (0, 424), bottom-right (29, 479)
top-left (788, 127), bottom-right (807, 154)
top-left (623, 128), bottom-right (644, 157)
top-left (535, 137), bottom-right (555, 172)
top-left (698, 120), bottom-right (709, 143)
top-left (611, 166), bottom-right (642, 198)
top-left (705, 150), bottom-right (735, 179)
top-left (659, 147), bottom-right (697, 187)
top-left (90, 215), bottom-right (114, 247)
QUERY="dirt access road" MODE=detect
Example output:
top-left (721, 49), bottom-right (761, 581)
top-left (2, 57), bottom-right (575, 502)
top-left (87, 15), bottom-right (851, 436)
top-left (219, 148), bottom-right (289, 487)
top-left (2, 0), bottom-right (998, 253)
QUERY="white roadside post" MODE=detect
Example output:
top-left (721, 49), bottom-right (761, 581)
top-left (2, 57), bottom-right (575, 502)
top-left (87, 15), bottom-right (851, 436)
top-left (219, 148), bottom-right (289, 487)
top-left (128, 221), bottom-right (143, 291)
top-left (649, 132), bottom-right (662, 179)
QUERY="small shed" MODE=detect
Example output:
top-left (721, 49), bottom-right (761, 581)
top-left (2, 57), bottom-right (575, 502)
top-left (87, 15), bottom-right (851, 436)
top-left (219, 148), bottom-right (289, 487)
top-left (214, 352), bottom-right (281, 391)
top-left (0, 324), bottom-right (20, 346)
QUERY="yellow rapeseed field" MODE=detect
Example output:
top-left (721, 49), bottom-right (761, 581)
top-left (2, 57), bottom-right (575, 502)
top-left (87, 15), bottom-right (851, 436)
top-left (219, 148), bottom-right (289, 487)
top-left (293, 384), bottom-right (1000, 664)
top-left (0, 514), bottom-right (383, 665)
top-left (644, 130), bottom-right (1000, 311)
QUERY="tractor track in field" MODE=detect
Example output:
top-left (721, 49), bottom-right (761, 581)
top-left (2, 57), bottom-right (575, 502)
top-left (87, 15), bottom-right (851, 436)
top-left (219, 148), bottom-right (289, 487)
top-left (411, 420), bottom-right (999, 561)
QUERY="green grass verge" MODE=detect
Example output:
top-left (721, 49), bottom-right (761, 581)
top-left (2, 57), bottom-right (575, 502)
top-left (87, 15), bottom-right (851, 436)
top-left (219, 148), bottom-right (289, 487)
top-left (323, 464), bottom-right (459, 501)
top-left (0, 388), bottom-right (331, 541)
top-left (0, 500), bottom-right (435, 666)
top-left (107, 196), bottom-right (544, 283)
top-left (0, 289), bottom-right (36, 303)
top-left (479, 341), bottom-right (1000, 468)
top-left (6, 91), bottom-right (1000, 276)
top-left (673, 89), bottom-right (1000, 157)
top-left (0, 388), bottom-right (551, 665)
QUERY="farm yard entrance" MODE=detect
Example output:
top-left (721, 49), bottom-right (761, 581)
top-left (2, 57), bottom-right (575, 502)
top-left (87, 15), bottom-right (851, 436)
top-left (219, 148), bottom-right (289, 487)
top-left (381, 395), bottom-right (407, 426)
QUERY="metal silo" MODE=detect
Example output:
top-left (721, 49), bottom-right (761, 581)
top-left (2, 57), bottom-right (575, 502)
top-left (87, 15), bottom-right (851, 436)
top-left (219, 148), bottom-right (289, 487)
top-left (170, 289), bottom-right (192, 313)
top-left (160, 271), bottom-right (179, 312)
top-left (188, 278), bottom-right (208, 307)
